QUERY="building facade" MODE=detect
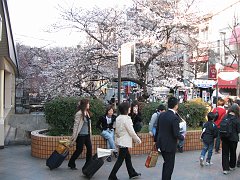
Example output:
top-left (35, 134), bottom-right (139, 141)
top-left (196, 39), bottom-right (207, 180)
top-left (0, 0), bottom-right (18, 148)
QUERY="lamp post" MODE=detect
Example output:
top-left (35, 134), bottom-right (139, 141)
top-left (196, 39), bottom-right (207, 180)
top-left (0, 15), bottom-right (2, 41)
top-left (215, 63), bottom-right (223, 107)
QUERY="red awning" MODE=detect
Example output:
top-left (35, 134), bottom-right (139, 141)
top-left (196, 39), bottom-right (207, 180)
top-left (229, 26), bottom-right (240, 45)
top-left (218, 76), bottom-right (237, 89)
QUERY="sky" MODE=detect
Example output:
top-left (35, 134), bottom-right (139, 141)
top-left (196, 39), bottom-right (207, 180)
top-left (7, 0), bottom-right (240, 48)
top-left (7, 0), bottom-right (132, 48)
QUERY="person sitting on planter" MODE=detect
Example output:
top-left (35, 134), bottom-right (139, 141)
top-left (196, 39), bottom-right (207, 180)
top-left (149, 104), bottom-right (166, 137)
top-left (68, 99), bottom-right (92, 170)
top-left (129, 100), bottom-right (143, 133)
top-left (96, 105), bottom-right (118, 162)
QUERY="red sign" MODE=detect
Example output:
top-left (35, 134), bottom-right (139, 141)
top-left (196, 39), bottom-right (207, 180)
top-left (209, 65), bottom-right (217, 79)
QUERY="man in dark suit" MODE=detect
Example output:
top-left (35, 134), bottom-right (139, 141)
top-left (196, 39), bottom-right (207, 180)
top-left (156, 96), bottom-right (184, 180)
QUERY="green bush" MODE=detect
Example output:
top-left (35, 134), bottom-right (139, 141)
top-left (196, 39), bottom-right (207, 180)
top-left (89, 98), bottom-right (105, 135)
top-left (45, 97), bottom-right (78, 136)
top-left (44, 97), bottom-right (105, 136)
top-left (178, 101), bottom-right (208, 128)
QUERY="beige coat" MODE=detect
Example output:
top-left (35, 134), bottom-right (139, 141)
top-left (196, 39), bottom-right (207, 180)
top-left (115, 115), bottom-right (141, 148)
top-left (71, 110), bottom-right (92, 143)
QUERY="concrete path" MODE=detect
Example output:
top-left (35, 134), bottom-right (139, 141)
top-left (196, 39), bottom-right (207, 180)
top-left (0, 145), bottom-right (239, 180)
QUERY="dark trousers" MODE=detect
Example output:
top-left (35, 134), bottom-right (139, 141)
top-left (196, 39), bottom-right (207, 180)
top-left (68, 135), bottom-right (92, 168)
top-left (161, 151), bottom-right (176, 180)
top-left (109, 147), bottom-right (137, 179)
top-left (238, 152), bottom-right (240, 162)
top-left (221, 138), bottom-right (238, 171)
top-left (215, 129), bottom-right (220, 152)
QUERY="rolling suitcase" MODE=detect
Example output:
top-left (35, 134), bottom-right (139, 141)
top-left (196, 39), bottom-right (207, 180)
top-left (46, 150), bottom-right (69, 170)
top-left (82, 154), bottom-right (104, 178)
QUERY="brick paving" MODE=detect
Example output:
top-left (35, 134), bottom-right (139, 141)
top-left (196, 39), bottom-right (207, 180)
top-left (0, 144), bottom-right (239, 180)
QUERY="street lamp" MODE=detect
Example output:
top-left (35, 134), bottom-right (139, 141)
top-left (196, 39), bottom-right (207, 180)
top-left (215, 63), bottom-right (224, 106)
top-left (0, 15), bottom-right (2, 41)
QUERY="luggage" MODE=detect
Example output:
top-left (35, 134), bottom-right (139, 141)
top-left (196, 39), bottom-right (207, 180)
top-left (46, 150), bottom-right (69, 170)
top-left (82, 154), bottom-right (104, 178)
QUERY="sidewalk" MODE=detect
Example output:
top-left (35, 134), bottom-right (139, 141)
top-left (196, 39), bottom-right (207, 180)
top-left (0, 144), bottom-right (239, 180)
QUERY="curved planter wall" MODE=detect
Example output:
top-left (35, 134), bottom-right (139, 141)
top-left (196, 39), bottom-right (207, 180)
top-left (31, 129), bottom-right (202, 159)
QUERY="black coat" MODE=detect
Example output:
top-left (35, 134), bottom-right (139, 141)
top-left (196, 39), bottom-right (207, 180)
top-left (96, 115), bottom-right (116, 131)
top-left (129, 112), bottom-right (143, 132)
top-left (221, 114), bottom-right (240, 142)
top-left (202, 121), bottom-right (218, 144)
top-left (156, 110), bottom-right (184, 153)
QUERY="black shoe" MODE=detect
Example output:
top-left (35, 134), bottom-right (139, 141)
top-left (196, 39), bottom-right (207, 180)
top-left (68, 164), bottom-right (77, 170)
top-left (237, 161), bottom-right (240, 168)
top-left (130, 172), bottom-right (141, 179)
top-left (113, 152), bottom-right (118, 158)
top-left (108, 176), bottom-right (119, 180)
top-left (107, 156), bottom-right (112, 162)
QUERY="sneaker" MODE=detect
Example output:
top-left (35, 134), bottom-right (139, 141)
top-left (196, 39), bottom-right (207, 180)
top-left (205, 161), bottom-right (213, 166)
top-left (107, 156), bottom-right (112, 162)
top-left (237, 161), bottom-right (240, 168)
top-left (178, 147), bottom-right (183, 153)
top-left (223, 170), bottom-right (230, 175)
top-left (215, 151), bottom-right (220, 154)
top-left (229, 167), bottom-right (236, 171)
top-left (130, 173), bottom-right (141, 179)
top-left (200, 157), bottom-right (204, 167)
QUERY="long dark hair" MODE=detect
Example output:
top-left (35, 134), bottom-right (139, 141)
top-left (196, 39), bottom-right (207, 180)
top-left (77, 99), bottom-right (90, 115)
top-left (130, 100), bottom-right (139, 114)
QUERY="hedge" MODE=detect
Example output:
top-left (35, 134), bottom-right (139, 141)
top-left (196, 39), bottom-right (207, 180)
top-left (44, 97), bottom-right (105, 136)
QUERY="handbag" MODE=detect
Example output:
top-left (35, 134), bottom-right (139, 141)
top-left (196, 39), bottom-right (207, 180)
top-left (145, 144), bottom-right (159, 168)
top-left (56, 139), bottom-right (70, 154)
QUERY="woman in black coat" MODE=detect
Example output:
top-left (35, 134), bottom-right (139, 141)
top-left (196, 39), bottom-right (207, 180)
top-left (96, 105), bottom-right (118, 162)
top-left (221, 104), bottom-right (240, 174)
top-left (129, 100), bottom-right (143, 133)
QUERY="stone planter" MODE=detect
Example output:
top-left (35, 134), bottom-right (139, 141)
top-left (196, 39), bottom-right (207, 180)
top-left (31, 129), bottom-right (203, 159)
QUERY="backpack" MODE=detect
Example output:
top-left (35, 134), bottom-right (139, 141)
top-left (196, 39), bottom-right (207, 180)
top-left (219, 115), bottom-right (233, 138)
top-left (153, 112), bottom-right (160, 128)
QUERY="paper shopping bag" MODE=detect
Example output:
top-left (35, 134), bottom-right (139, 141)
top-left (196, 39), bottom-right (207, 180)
top-left (145, 145), bottom-right (159, 168)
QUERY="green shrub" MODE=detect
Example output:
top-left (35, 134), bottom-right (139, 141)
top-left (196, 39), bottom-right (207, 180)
top-left (45, 97), bottom-right (78, 136)
top-left (178, 100), bottom-right (208, 128)
top-left (89, 98), bottom-right (105, 135)
top-left (44, 97), bottom-right (105, 136)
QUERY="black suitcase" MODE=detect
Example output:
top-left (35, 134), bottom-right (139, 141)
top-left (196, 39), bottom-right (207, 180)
top-left (82, 154), bottom-right (104, 178)
top-left (46, 150), bottom-right (69, 170)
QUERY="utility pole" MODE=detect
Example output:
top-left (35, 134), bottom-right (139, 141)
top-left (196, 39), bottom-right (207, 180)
top-left (237, 43), bottom-right (240, 97)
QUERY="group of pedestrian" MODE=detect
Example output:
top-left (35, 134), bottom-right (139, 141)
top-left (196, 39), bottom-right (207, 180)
top-left (199, 98), bottom-right (240, 175)
top-left (67, 99), bottom-right (142, 180)
top-left (66, 96), bottom-right (240, 180)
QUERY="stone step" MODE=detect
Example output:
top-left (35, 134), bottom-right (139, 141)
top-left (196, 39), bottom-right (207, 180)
top-left (4, 127), bottom-right (31, 146)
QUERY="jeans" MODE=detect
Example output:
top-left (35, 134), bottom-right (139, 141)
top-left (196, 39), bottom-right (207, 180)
top-left (109, 147), bottom-right (138, 179)
top-left (68, 135), bottom-right (92, 168)
top-left (215, 129), bottom-right (220, 152)
top-left (101, 129), bottom-right (116, 150)
top-left (222, 138), bottom-right (238, 171)
top-left (200, 142), bottom-right (214, 162)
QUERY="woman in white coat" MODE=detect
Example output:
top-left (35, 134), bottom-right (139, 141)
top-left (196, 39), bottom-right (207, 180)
top-left (108, 102), bottom-right (142, 180)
